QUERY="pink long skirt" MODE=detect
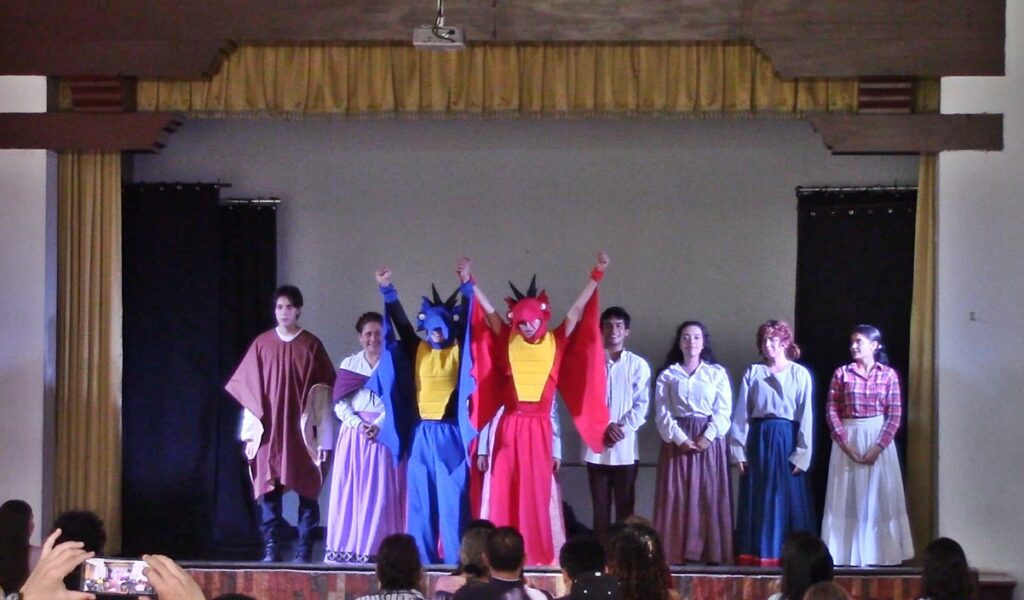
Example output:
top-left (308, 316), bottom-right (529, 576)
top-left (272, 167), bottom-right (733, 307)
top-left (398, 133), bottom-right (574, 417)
top-left (324, 412), bottom-right (406, 563)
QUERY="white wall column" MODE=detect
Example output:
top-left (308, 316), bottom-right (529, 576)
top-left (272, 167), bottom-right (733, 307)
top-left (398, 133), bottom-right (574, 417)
top-left (938, 2), bottom-right (1024, 596)
top-left (0, 76), bottom-right (56, 543)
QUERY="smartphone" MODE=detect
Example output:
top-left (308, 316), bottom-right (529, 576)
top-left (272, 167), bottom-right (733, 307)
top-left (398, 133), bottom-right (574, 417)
top-left (79, 557), bottom-right (156, 596)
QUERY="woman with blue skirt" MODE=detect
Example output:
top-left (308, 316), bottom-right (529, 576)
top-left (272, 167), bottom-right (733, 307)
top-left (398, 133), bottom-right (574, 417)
top-left (729, 319), bottom-right (816, 566)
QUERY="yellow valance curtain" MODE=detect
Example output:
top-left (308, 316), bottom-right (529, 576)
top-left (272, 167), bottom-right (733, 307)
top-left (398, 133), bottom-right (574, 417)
top-left (137, 43), bottom-right (857, 117)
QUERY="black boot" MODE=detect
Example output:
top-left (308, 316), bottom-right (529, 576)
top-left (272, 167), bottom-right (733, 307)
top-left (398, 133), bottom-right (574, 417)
top-left (293, 541), bottom-right (313, 563)
top-left (261, 540), bottom-right (281, 563)
top-left (259, 487), bottom-right (285, 563)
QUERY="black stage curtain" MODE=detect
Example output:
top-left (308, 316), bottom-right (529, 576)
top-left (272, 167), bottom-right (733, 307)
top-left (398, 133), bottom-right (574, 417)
top-left (793, 187), bottom-right (916, 515)
top-left (123, 183), bottom-right (276, 559)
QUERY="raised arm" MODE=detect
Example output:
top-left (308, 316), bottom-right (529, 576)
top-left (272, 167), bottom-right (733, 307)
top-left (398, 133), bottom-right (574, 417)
top-left (376, 268), bottom-right (419, 354)
top-left (564, 251), bottom-right (609, 337)
top-left (457, 257), bottom-right (503, 334)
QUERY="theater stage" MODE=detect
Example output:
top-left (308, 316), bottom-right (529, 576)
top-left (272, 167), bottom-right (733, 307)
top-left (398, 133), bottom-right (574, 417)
top-left (178, 562), bottom-right (1013, 600)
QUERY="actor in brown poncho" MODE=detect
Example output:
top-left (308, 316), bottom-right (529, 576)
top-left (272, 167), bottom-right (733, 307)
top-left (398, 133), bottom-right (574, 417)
top-left (225, 285), bottom-right (337, 562)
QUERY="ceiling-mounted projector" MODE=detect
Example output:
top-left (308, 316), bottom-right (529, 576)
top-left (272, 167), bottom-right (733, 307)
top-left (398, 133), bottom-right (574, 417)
top-left (413, 24), bottom-right (465, 50)
top-left (413, 0), bottom-right (466, 50)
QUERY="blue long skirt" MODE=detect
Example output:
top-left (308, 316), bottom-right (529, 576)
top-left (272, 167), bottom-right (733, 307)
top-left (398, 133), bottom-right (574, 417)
top-left (735, 418), bottom-right (816, 566)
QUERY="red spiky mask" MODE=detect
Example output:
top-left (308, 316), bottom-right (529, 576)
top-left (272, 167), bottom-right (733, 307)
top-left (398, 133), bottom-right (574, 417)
top-left (505, 276), bottom-right (551, 341)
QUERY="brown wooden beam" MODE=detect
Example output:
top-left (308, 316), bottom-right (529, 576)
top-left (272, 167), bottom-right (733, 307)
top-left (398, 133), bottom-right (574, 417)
top-left (0, 0), bottom-right (1005, 80)
top-left (751, 0), bottom-right (1005, 77)
top-left (0, 41), bottom-right (233, 79)
top-left (496, 0), bottom-right (747, 41)
top-left (0, 113), bottom-right (182, 152)
top-left (807, 114), bottom-right (1004, 154)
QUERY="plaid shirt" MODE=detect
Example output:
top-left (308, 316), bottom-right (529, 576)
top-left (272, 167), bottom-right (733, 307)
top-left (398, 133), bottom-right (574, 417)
top-left (826, 362), bottom-right (902, 449)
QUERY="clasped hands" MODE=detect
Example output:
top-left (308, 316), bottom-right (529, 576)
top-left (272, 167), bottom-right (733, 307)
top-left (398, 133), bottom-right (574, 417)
top-left (839, 440), bottom-right (883, 465)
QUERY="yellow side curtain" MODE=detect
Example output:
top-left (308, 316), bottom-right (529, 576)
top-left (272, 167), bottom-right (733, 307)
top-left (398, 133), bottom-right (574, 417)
top-left (137, 43), bottom-right (857, 117)
top-left (907, 154), bottom-right (937, 559)
top-left (56, 152), bottom-right (123, 552)
top-left (914, 78), bottom-right (941, 114)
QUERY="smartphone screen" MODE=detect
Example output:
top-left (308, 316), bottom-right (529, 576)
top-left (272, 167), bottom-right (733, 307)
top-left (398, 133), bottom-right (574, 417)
top-left (79, 557), bottom-right (156, 596)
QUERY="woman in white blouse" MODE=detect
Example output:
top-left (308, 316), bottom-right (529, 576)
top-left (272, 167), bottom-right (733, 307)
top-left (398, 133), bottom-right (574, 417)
top-left (324, 312), bottom-right (406, 563)
top-left (652, 321), bottom-right (734, 565)
top-left (728, 319), bottom-right (816, 567)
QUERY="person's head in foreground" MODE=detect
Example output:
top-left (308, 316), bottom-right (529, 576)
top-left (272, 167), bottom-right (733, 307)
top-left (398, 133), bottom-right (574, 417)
top-left (457, 526), bottom-right (494, 579)
top-left (559, 535), bottom-right (606, 590)
top-left (921, 537), bottom-right (973, 600)
top-left (802, 581), bottom-right (852, 600)
top-left (570, 571), bottom-right (623, 600)
top-left (375, 533), bottom-right (422, 593)
top-left (0, 499), bottom-right (35, 593)
top-left (605, 523), bottom-right (672, 600)
top-left (484, 527), bottom-right (526, 578)
top-left (780, 533), bottom-right (834, 600)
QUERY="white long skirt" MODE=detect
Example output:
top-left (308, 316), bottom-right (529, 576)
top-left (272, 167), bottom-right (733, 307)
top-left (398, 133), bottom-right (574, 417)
top-left (821, 416), bottom-right (914, 566)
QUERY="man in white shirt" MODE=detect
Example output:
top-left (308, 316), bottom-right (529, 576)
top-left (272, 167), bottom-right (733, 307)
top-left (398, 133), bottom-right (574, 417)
top-left (584, 306), bottom-right (651, 541)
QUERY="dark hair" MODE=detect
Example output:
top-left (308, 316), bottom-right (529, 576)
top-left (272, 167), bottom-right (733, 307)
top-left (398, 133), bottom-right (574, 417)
top-left (355, 311), bottom-right (383, 333)
top-left (454, 527), bottom-right (492, 579)
top-left (0, 499), bottom-right (33, 593)
top-left (600, 306), bottom-right (631, 329)
top-left (660, 320), bottom-right (717, 374)
top-left (54, 510), bottom-right (107, 554)
top-left (376, 533), bottom-right (421, 591)
top-left (455, 519), bottom-right (497, 577)
top-left (757, 319), bottom-right (802, 360)
top-left (779, 534), bottom-right (834, 600)
top-left (851, 324), bottom-right (890, 365)
top-left (486, 527), bottom-right (525, 572)
top-left (559, 536), bottom-right (606, 580)
top-left (466, 518), bottom-right (496, 532)
top-left (571, 572), bottom-right (623, 600)
top-left (273, 285), bottom-right (303, 308)
top-left (921, 537), bottom-right (973, 600)
top-left (606, 524), bottom-right (672, 600)
top-left (53, 509), bottom-right (108, 591)
top-left (802, 582), bottom-right (852, 600)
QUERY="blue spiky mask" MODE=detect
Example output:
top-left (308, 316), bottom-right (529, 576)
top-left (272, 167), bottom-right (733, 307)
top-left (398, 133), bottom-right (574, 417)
top-left (417, 285), bottom-right (462, 349)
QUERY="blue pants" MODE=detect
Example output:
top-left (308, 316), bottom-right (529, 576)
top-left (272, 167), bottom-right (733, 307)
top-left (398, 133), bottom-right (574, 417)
top-left (406, 420), bottom-right (468, 564)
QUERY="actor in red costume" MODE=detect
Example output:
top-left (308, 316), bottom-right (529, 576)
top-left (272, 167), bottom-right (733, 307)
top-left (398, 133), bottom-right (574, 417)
top-left (469, 252), bottom-right (611, 565)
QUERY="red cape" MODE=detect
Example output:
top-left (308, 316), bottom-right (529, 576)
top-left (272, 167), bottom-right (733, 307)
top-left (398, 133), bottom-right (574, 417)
top-left (470, 292), bottom-right (608, 453)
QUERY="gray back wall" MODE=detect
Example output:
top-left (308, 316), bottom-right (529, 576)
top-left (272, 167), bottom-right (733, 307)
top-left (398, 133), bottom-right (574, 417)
top-left (133, 116), bottom-right (917, 530)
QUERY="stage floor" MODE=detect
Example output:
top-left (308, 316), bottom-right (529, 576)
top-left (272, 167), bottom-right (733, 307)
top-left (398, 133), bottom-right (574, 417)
top-left (180, 561), bottom-right (935, 600)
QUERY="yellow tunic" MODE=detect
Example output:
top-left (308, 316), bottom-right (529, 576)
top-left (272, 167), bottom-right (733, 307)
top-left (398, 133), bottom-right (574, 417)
top-left (415, 341), bottom-right (459, 420)
top-left (508, 333), bottom-right (556, 403)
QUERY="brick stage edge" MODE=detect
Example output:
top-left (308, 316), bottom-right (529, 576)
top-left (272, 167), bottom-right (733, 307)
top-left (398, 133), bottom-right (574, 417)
top-left (178, 562), bottom-right (1015, 599)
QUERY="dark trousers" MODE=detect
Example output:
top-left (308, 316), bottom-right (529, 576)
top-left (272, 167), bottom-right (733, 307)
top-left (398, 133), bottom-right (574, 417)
top-left (587, 461), bottom-right (638, 541)
top-left (259, 485), bottom-right (320, 546)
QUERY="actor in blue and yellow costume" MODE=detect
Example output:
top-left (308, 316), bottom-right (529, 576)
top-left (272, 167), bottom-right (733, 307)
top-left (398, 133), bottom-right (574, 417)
top-left (367, 266), bottom-right (476, 564)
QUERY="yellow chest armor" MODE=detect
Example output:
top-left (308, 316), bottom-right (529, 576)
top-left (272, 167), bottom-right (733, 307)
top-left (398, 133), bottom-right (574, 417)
top-left (415, 341), bottom-right (459, 420)
top-left (509, 333), bottom-right (556, 403)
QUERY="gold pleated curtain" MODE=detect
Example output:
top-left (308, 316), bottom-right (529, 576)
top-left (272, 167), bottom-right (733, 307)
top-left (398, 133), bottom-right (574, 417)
top-left (56, 151), bottom-right (123, 552)
top-left (907, 154), bottom-right (937, 558)
top-left (136, 43), bottom-right (857, 117)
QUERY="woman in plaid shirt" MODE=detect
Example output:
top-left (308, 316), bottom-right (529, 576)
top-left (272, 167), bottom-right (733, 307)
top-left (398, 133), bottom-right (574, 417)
top-left (820, 324), bottom-right (914, 566)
